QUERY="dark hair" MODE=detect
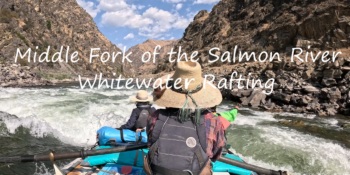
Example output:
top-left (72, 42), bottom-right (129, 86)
top-left (210, 106), bottom-right (217, 113)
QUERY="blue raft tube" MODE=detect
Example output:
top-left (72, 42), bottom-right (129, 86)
top-left (83, 126), bottom-right (257, 175)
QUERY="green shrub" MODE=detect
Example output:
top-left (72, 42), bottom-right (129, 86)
top-left (38, 33), bottom-right (44, 39)
top-left (15, 31), bottom-right (29, 46)
top-left (0, 58), bottom-right (6, 64)
top-left (19, 58), bottom-right (28, 66)
top-left (0, 17), bottom-right (10, 23)
top-left (227, 28), bottom-right (233, 36)
top-left (47, 61), bottom-right (54, 67)
top-left (39, 41), bottom-right (50, 53)
top-left (36, 72), bottom-right (72, 80)
top-left (282, 3), bottom-right (289, 9)
top-left (36, 71), bottom-right (48, 79)
top-left (23, 19), bottom-right (34, 31)
top-left (250, 45), bottom-right (264, 53)
top-left (46, 20), bottom-right (51, 30)
top-left (55, 74), bottom-right (72, 80)
top-left (0, 9), bottom-right (18, 23)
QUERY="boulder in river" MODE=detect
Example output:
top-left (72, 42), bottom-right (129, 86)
top-left (321, 78), bottom-right (337, 87)
top-left (302, 86), bottom-right (320, 94)
top-left (323, 69), bottom-right (343, 79)
top-left (279, 120), bottom-right (305, 127)
top-left (241, 88), bottom-right (266, 107)
top-left (273, 92), bottom-right (291, 103)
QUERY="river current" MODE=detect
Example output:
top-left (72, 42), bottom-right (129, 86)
top-left (0, 83), bottom-right (349, 175)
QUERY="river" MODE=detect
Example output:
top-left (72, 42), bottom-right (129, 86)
top-left (0, 83), bottom-right (349, 175)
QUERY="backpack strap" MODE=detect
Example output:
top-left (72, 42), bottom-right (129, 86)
top-left (196, 115), bottom-right (207, 152)
top-left (135, 108), bottom-right (141, 119)
top-left (120, 129), bottom-right (126, 143)
top-left (134, 149), bottom-right (140, 166)
top-left (135, 130), bottom-right (143, 144)
top-left (134, 149), bottom-right (146, 166)
top-left (194, 148), bottom-right (205, 169)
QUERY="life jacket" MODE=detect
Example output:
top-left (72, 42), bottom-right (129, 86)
top-left (146, 109), bottom-right (209, 175)
top-left (135, 107), bottom-right (151, 129)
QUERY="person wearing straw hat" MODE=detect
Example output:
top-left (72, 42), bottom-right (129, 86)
top-left (143, 61), bottom-right (226, 175)
top-left (118, 90), bottom-right (156, 132)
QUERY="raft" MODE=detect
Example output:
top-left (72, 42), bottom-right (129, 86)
top-left (60, 127), bottom-right (257, 175)
top-left (61, 145), bottom-right (257, 175)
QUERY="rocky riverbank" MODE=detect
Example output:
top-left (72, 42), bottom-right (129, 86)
top-left (215, 52), bottom-right (350, 117)
top-left (151, 0), bottom-right (350, 117)
top-left (125, 50), bottom-right (350, 117)
top-left (0, 63), bottom-right (53, 87)
top-left (0, 63), bottom-right (97, 87)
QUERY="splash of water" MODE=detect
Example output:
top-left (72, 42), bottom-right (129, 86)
top-left (0, 87), bottom-right (349, 175)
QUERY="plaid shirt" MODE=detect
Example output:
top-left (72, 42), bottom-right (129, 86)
top-left (147, 110), bottom-right (226, 162)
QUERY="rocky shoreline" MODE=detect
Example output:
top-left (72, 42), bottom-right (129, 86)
top-left (215, 54), bottom-right (350, 117)
top-left (0, 63), bottom-right (54, 87)
top-left (0, 63), bottom-right (97, 87)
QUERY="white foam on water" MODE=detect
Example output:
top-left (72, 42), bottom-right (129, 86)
top-left (229, 149), bottom-right (297, 174)
top-left (278, 112), bottom-right (316, 119)
top-left (0, 87), bottom-right (140, 146)
top-left (257, 126), bottom-right (350, 175)
top-left (3, 114), bottom-right (63, 138)
top-left (219, 102), bottom-right (350, 175)
top-left (34, 162), bottom-right (52, 175)
top-left (1, 87), bottom-right (350, 175)
top-left (232, 108), bottom-right (278, 126)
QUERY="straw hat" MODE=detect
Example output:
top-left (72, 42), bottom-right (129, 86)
top-left (153, 61), bottom-right (222, 109)
top-left (130, 90), bottom-right (153, 102)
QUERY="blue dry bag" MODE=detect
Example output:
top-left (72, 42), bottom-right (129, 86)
top-left (97, 126), bottom-right (147, 145)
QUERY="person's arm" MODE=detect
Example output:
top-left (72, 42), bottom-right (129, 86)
top-left (210, 117), bottom-right (226, 162)
top-left (120, 109), bottom-right (138, 129)
top-left (220, 106), bottom-right (239, 122)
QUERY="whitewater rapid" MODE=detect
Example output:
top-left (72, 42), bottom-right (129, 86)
top-left (0, 85), bottom-right (350, 175)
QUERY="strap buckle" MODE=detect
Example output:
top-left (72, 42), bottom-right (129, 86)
top-left (183, 170), bottom-right (193, 175)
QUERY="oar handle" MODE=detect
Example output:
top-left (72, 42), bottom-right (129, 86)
top-left (218, 156), bottom-right (288, 175)
top-left (0, 143), bottom-right (148, 163)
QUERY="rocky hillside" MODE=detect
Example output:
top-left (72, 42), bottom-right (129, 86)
top-left (0, 0), bottom-right (124, 87)
top-left (156, 0), bottom-right (350, 116)
top-left (157, 0), bottom-right (350, 71)
top-left (124, 39), bottom-right (178, 77)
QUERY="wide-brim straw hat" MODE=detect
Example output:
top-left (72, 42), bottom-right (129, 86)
top-left (130, 90), bottom-right (153, 102)
top-left (153, 61), bottom-right (222, 109)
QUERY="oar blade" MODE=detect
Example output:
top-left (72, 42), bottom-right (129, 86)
top-left (53, 163), bottom-right (64, 175)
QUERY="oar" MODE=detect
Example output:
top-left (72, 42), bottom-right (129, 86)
top-left (0, 143), bottom-right (148, 163)
top-left (218, 156), bottom-right (288, 175)
top-left (0, 143), bottom-right (288, 175)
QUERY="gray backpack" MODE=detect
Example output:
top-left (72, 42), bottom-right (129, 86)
top-left (135, 108), bottom-right (151, 129)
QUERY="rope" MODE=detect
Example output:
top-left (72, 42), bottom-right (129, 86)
top-left (170, 81), bottom-right (203, 124)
